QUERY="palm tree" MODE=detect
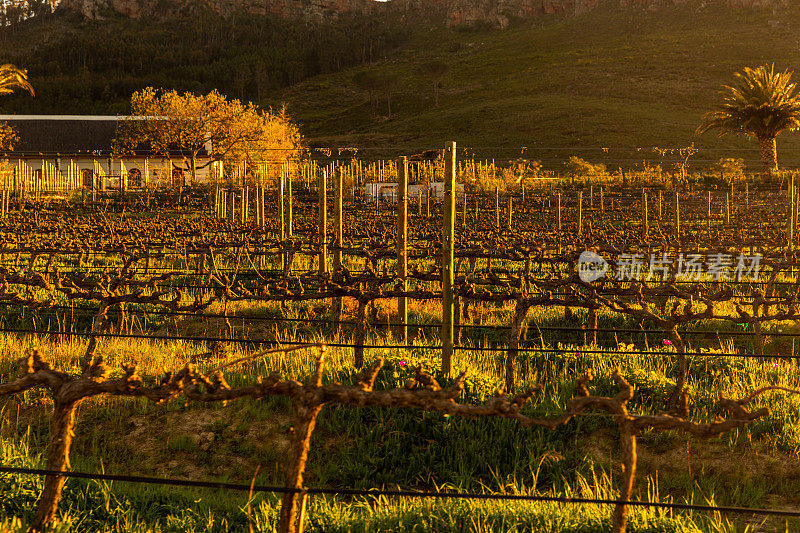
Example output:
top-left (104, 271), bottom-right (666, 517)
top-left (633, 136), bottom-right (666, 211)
top-left (0, 64), bottom-right (33, 151)
top-left (697, 64), bottom-right (800, 171)
top-left (0, 63), bottom-right (34, 96)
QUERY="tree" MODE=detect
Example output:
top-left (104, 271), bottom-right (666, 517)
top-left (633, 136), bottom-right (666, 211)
top-left (353, 70), bottom-right (381, 117)
top-left (374, 72), bottom-right (399, 119)
top-left (697, 64), bottom-right (800, 171)
top-left (353, 70), bottom-right (399, 119)
top-left (0, 122), bottom-right (18, 151)
top-left (0, 63), bottom-right (33, 152)
top-left (115, 88), bottom-right (303, 185)
top-left (419, 61), bottom-right (448, 107)
top-left (0, 63), bottom-right (34, 96)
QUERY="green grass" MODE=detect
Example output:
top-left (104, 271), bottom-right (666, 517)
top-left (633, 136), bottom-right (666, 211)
top-left (4, 295), bottom-right (800, 531)
top-left (0, 431), bottom-right (756, 532)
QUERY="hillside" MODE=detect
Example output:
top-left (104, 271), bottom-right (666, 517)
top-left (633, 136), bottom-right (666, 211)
top-left (267, 1), bottom-right (800, 169)
top-left (0, 9), bottom-right (410, 114)
top-left (3, 1), bottom-right (800, 168)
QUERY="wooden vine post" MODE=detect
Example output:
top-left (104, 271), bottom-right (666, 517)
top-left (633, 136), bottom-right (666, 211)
top-left (789, 174), bottom-right (795, 251)
top-left (426, 187), bottom-right (430, 217)
top-left (287, 171), bottom-right (294, 240)
top-left (318, 170), bottom-right (328, 275)
top-left (241, 186), bottom-right (248, 224)
top-left (280, 174), bottom-right (286, 240)
top-left (462, 188), bottom-right (467, 228)
top-left (397, 157), bottom-right (409, 343)
top-left (658, 190), bottom-right (662, 222)
top-left (725, 192), bottom-right (730, 225)
top-left (642, 188), bottom-right (648, 237)
top-left (442, 141), bottom-right (456, 376)
top-left (557, 190), bottom-right (562, 231)
top-left (600, 187), bottom-right (604, 216)
top-left (494, 186), bottom-right (500, 228)
top-left (227, 189), bottom-right (235, 223)
top-left (330, 168), bottom-right (344, 331)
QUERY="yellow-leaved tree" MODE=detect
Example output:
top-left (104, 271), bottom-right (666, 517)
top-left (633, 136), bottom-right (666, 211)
top-left (115, 87), bottom-right (303, 184)
top-left (0, 64), bottom-right (34, 152)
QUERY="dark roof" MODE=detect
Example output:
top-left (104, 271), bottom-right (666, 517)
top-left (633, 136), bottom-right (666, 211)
top-left (0, 116), bottom-right (210, 157)
top-left (4, 117), bottom-right (120, 156)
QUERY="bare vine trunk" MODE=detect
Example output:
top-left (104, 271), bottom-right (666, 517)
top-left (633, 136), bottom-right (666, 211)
top-left (611, 420), bottom-right (637, 533)
top-left (454, 289), bottom-right (462, 345)
top-left (329, 297), bottom-right (343, 336)
top-left (353, 298), bottom-right (369, 369)
top-left (586, 306), bottom-right (598, 346)
top-left (505, 299), bottom-right (531, 393)
top-left (665, 325), bottom-right (687, 409)
top-left (82, 305), bottom-right (109, 372)
top-left (278, 400), bottom-right (323, 533)
top-left (31, 399), bottom-right (78, 530)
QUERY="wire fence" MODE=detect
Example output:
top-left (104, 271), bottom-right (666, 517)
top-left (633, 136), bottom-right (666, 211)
top-left (3, 466), bottom-right (800, 519)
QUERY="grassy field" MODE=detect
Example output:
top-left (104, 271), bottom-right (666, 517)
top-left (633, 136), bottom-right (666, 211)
top-left (3, 293), bottom-right (800, 532)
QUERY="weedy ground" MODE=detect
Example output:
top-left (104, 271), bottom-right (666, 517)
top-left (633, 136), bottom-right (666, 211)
top-left (2, 288), bottom-right (800, 532)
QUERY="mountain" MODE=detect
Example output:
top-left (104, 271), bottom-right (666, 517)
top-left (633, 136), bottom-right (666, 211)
top-left (56, 0), bottom-right (379, 21)
top-left (54, 0), bottom-right (789, 29)
top-left (265, 0), bottom-right (800, 168)
top-left (2, 0), bottom-right (799, 168)
top-left (0, 8), bottom-right (410, 114)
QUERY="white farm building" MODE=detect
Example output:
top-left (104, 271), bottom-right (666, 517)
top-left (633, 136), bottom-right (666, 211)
top-left (0, 115), bottom-right (221, 191)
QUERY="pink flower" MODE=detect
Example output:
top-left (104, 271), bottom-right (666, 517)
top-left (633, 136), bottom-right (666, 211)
top-left (399, 360), bottom-right (406, 367)
top-left (575, 351), bottom-right (581, 357)
top-left (663, 339), bottom-right (672, 346)
top-left (773, 362), bottom-right (779, 368)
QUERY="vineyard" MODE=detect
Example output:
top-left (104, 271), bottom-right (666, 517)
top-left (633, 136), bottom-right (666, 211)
top-left (3, 146), bottom-right (800, 532)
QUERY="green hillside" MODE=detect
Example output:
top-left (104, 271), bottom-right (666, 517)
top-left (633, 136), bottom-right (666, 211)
top-left (0, 9), bottom-right (408, 114)
top-left (267, 2), bottom-right (800, 169)
top-left (4, 2), bottom-right (800, 169)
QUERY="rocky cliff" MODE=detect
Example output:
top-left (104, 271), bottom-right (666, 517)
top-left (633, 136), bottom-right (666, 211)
top-left (58, 0), bottom-right (378, 20)
top-left (58, 0), bottom-right (788, 27)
